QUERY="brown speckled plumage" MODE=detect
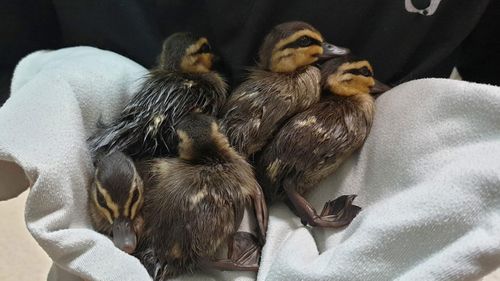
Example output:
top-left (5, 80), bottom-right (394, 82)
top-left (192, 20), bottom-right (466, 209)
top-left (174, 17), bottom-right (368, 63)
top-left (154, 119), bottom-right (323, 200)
top-left (257, 57), bottom-right (387, 227)
top-left (258, 93), bottom-right (374, 201)
top-left (220, 22), bottom-right (331, 158)
top-left (135, 113), bottom-right (267, 279)
top-left (88, 33), bottom-right (227, 160)
top-left (221, 67), bottom-right (321, 157)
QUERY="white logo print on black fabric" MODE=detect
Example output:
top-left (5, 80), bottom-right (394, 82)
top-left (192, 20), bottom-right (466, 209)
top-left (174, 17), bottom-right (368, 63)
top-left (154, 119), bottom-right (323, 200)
top-left (405, 0), bottom-right (442, 16)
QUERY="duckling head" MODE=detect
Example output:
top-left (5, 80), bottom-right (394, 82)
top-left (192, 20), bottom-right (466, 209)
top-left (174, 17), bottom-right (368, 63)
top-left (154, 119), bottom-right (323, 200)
top-left (321, 57), bottom-right (391, 97)
top-left (92, 151), bottom-right (144, 253)
top-left (158, 32), bottom-right (215, 74)
top-left (176, 113), bottom-right (233, 162)
top-left (258, 21), bottom-right (350, 73)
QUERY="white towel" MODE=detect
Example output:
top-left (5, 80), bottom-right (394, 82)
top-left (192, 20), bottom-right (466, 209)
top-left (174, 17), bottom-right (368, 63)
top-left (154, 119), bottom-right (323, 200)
top-left (1, 47), bottom-right (500, 281)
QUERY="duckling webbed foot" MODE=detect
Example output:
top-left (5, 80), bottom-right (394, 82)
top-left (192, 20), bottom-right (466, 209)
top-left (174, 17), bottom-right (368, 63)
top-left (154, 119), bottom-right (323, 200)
top-left (206, 232), bottom-right (261, 272)
top-left (283, 179), bottom-right (361, 228)
top-left (229, 231), bottom-right (261, 268)
top-left (314, 195), bottom-right (361, 227)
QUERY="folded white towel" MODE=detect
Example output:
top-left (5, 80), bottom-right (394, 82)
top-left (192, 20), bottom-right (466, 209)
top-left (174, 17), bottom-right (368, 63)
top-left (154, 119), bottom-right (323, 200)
top-left (259, 76), bottom-right (500, 281)
top-left (1, 47), bottom-right (499, 281)
top-left (0, 47), bottom-right (151, 281)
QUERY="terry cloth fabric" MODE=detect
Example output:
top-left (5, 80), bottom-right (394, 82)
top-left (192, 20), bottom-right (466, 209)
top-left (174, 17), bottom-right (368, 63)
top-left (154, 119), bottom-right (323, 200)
top-left (1, 47), bottom-right (500, 281)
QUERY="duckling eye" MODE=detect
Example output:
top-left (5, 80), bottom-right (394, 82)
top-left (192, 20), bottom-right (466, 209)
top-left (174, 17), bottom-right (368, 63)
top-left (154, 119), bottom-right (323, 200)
top-left (297, 36), bottom-right (313, 47)
top-left (359, 66), bottom-right (373, 77)
top-left (197, 43), bottom-right (212, 54)
top-left (346, 66), bottom-right (373, 77)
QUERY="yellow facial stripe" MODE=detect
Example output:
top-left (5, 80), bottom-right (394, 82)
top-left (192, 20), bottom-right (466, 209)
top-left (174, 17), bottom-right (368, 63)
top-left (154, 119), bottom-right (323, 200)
top-left (338, 61), bottom-right (373, 73)
top-left (272, 45), bottom-right (322, 61)
top-left (196, 53), bottom-right (214, 72)
top-left (271, 45), bottom-right (322, 73)
top-left (92, 188), bottom-right (113, 224)
top-left (180, 53), bottom-right (213, 73)
top-left (123, 184), bottom-right (133, 218)
top-left (130, 176), bottom-right (143, 220)
top-left (274, 29), bottom-right (323, 51)
top-left (130, 192), bottom-right (142, 219)
top-left (95, 180), bottom-right (120, 219)
top-left (339, 61), bottom-right (375, 90)
top-left (180, 37), bottom-right (213, 73)
top-left (185, 37), bottom-right (209, 55)
top-left (351, 75), bottom-right (375, 89)
top-left (328, 73), bottom-right (375, 96)
top-left (325, 61), bottom-right (376, 96)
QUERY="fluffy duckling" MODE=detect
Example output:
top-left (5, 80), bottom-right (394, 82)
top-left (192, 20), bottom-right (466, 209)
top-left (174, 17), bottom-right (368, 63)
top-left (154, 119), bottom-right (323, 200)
top-left (136, 113), bottom-right (267, 279)
top-left (89, 32), bottom-right (227, 159)
top-left (220, 21), bottom-right (349, 157)
top-left (257, 56), bottom-right (390, 227)
top-left (89, 151), bottom-right (144, 253)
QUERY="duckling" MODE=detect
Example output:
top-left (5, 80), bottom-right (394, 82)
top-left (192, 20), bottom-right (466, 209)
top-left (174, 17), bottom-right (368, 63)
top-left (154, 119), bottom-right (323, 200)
top-left (257, 56), bottom-right (390, 227)
top-left (89, 151), bottom-right (144, 253)
top-left (136, 113), bottom-right (267, 279)
top-left (220, 21), bottom-right (349, 157)
top-left (89, 32), bottom-right (227, 159)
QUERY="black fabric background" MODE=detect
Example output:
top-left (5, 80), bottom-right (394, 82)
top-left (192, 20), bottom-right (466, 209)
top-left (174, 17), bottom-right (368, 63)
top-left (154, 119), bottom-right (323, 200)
top-left (1, 0), bottom-right (499, 106)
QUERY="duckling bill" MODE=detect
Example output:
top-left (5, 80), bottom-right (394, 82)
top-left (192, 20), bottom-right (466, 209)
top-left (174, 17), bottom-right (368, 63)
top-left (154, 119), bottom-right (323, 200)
top-left (220, 21), bottom-right (349, 158)
top-left (136, 113), bottom-right (267, 279)
top-left (257, 56), bottom-right (390, 227)
top-left (89, 151), bottom-right (144, 253)
top-left (89, 32), bottom-right (227, 159)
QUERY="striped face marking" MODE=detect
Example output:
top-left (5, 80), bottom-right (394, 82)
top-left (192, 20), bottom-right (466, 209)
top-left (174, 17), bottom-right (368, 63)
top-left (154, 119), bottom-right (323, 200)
top-left (124, 174), bottom-right (143, 220)
top-left (93, 169), bottom-right (144, 224)
top-left (181, 37), bottom-right (214, 73)
top-left (273, 29), bottom-right (323, 51)
top-left (94, 180), bottom-right (119, 224)
top-left (271, 29), bottom-right (324, 72)
top-left (327, 61), bottom-right (375, 96)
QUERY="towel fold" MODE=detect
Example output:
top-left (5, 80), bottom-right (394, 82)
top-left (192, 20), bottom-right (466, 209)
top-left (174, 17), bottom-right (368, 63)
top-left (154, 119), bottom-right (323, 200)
top-left (1, 47), bottom-right (499, 281)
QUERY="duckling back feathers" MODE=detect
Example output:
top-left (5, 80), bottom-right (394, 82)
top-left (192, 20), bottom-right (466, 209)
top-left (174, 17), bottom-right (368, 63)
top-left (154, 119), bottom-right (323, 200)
top-left (258, 57), bottom-right (377, 202)
top-left (220, 21), bottom-right (328, 157)
top-left (88, 33), bottom-right (227, 160)
top-left (221, 66), bottom-right (321, 157)
top-left (258, 94), bottom-right (374, 202)
top-left (137, 114), bottom-right (258, 278)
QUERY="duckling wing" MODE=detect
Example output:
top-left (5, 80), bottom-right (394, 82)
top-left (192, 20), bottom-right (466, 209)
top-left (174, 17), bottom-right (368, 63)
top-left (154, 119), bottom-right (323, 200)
top-left (220, 83), bottom-right (294, 157)
top-left (220, 67), bottom-right (321, 157)
top-left (141, 160), bottom-right (246, 263)
top-left (258, 99), bottom-right (367, 196)
top-left (88, 71), bottom-right (226, 159)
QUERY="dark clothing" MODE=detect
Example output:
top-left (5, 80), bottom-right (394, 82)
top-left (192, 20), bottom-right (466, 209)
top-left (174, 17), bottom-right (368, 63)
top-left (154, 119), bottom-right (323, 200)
top-left (1, 0), bottom-right (499, 105)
